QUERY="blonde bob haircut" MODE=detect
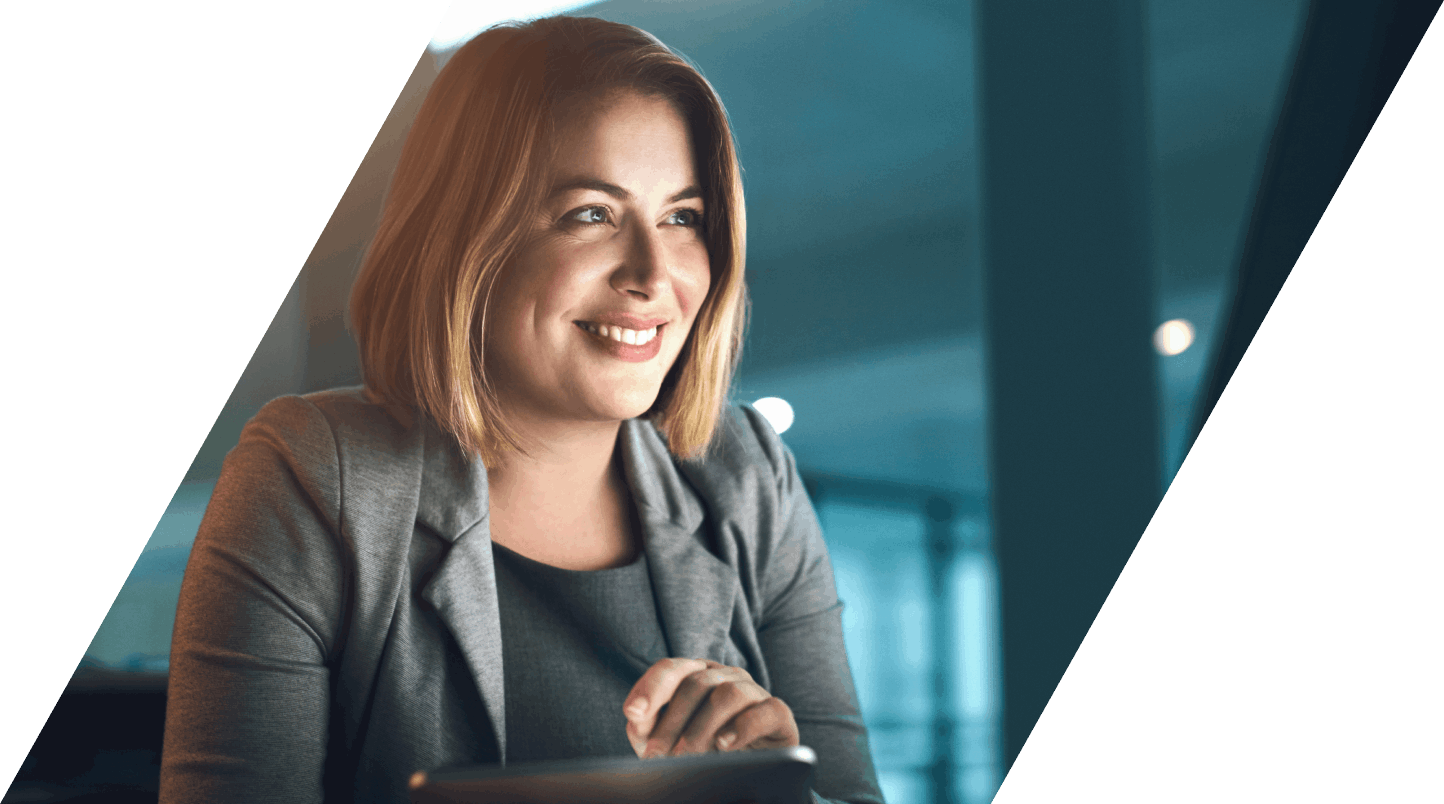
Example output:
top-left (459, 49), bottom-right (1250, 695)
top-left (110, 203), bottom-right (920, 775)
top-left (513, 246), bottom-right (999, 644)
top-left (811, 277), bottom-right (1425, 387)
top-left (350, 16), bottom-right (747, 463)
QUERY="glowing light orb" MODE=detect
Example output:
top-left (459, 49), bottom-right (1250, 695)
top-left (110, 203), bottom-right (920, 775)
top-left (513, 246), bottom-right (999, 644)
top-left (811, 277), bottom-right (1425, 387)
top-left (752, 397), bottom-right (795, 434)
top-left (1153, 318), bottom-right (1196, 356)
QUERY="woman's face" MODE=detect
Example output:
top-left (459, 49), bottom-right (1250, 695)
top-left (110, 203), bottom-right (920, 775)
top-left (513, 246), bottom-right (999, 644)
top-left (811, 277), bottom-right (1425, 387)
top-left (485, 90), bottom-right (712, 432)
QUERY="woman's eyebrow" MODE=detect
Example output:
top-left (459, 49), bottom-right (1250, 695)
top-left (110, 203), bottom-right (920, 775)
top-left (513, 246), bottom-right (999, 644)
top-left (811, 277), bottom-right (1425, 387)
top-left (548, 178), bottom-right (703, 204)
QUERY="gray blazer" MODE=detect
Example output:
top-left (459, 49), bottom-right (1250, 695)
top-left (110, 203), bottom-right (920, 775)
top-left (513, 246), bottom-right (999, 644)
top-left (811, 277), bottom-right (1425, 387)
top-left (160, 387), bottom-right (883, 804)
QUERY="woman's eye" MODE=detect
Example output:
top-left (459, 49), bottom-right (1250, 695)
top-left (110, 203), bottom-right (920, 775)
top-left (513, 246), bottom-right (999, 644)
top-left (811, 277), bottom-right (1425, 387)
top-left (666, 208), bottom-right (704, 227)
top-left (568, 206), bottom-right (611, 225)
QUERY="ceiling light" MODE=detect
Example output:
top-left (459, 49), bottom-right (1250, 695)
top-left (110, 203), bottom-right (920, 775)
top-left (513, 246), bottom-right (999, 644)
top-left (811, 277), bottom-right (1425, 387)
top-left (1153, 318), bottom-right (1196, 356)
top-left (752, 397), bottom-right (795, 434)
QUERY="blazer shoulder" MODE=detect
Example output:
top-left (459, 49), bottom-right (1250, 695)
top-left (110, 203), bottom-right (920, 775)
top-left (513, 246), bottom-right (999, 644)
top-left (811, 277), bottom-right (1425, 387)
top-left (299, 386), bottom-right (418, 452)
top-left (223, 395), bottom-right (342, 527)
top-left (675, 404), bottom-right (804, 541)
top-left (242, 385), bottom-right (422, 464)
top-left (694, 403), bottom-right (796, 489)
top-left (227, 387), bottom-right (427, 532)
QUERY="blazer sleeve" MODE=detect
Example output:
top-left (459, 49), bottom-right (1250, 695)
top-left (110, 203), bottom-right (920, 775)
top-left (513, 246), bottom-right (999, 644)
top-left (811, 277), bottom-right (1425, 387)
top-left (160, 396), bottom-right (348, 804)
top-left (738, 407), bottom-right (887, 804)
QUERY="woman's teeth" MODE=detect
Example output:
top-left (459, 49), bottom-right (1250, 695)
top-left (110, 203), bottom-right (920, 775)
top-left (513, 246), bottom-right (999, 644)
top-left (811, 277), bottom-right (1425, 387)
top-left (581, 322), bottom-right (659, 346)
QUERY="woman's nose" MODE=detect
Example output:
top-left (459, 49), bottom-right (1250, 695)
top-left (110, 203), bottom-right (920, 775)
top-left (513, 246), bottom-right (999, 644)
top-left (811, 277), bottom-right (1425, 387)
top-left (611, 222), bottom-right (671, 301)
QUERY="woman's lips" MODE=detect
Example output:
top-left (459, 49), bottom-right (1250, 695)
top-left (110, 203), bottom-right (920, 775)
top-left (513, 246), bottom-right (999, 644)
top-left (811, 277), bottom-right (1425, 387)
top-left (575, 320), bottom-right (665, 362)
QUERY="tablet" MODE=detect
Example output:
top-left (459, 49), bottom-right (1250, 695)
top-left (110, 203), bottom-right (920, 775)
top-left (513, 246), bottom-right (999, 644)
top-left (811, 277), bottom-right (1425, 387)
top-left (409, 745), bottom-right (817, 804)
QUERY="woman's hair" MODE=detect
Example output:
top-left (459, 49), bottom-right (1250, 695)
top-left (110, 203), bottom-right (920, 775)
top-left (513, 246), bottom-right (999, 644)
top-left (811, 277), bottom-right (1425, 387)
top-left (350, 16), bottom-right (747, 462)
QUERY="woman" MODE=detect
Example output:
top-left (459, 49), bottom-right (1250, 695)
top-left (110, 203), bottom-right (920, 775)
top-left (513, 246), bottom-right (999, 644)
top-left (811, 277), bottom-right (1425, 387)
top-left (160, 16), bottom-right (882, 804)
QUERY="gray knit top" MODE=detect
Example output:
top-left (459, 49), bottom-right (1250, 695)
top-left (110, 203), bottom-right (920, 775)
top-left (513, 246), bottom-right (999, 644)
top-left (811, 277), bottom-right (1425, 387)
top-left (492, 542), bottom-right (670, 762)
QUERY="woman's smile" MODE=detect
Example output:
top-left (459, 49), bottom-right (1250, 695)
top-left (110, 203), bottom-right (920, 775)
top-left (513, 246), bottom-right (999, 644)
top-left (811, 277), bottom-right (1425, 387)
top-left (575, 319), bottom-right (666, 362)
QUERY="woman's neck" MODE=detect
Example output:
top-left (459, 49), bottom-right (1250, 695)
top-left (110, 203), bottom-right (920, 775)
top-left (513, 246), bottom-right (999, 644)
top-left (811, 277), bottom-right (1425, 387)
top-left (485, 418), bottom-right (641, 570)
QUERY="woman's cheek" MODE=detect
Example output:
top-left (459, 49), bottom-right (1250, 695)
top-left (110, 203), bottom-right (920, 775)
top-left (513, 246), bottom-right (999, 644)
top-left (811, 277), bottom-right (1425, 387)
top-left (675, 254), bottom-right (712, 321)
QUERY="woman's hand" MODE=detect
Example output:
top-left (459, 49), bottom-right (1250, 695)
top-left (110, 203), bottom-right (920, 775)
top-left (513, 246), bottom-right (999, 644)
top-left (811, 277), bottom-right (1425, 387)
top-left (623, 658), bottom-right (800, 758)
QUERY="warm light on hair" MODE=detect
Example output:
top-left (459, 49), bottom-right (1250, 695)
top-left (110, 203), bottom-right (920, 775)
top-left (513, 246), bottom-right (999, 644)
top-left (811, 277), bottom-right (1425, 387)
top-left (350, 17), bottom-right (747, 462)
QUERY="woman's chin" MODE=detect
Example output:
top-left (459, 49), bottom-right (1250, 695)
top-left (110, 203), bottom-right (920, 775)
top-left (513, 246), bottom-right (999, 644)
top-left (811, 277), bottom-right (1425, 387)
top-left (575, 387), bottom-right (662, 424)
top-left (609, 397), bottom-right (662, 423)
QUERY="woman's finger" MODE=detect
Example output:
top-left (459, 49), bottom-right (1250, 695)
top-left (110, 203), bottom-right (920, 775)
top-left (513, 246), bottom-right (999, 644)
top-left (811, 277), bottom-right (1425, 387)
top-left (623, 658), bottom-right (711, 754)
top-left (671, 676), bottom-right (769, 755)
top-left (714, 697), bottom-right (800, 752)
top-left (643, 665), bottom-right (751, 758)
top-left (624, 658), bottom-right (711, 728)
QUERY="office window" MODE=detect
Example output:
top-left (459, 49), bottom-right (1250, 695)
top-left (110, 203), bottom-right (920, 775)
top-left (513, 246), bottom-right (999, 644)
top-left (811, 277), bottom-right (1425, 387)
top-left (816, 490), bottom-right (1001, 804)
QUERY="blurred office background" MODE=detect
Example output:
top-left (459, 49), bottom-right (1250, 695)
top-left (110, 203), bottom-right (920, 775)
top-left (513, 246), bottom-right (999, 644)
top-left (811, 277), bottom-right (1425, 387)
top-left (17, 0), bottom-right (1433, 801)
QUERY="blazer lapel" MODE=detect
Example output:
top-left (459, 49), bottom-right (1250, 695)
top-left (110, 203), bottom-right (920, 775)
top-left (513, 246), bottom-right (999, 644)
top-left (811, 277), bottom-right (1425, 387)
top-left (408, 417), bottom-right (740, 766)
top-left (414, 425), bottom-right (507, 763)
top-left (620, 420), bottom-right (740, 664)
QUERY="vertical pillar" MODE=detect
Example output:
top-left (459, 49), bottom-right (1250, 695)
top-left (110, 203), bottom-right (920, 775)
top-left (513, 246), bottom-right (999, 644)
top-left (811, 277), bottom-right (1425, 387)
top-left (975, 0), bottom-right (1163, 770)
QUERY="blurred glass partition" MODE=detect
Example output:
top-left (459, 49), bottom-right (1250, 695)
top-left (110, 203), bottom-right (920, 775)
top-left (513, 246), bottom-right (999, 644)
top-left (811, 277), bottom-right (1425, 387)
top-left (82, 479), bottom-right (215, 674)
top-left (810, 477), bottom-right (1000, 804)
top-left (824, 502), bottom-right (932, 803)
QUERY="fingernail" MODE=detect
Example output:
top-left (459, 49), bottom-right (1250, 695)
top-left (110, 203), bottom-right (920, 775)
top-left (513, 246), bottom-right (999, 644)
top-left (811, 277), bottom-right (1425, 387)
top-left (717, 730), bottom-right (736, 749)
top-left (625, 699), bottom-right (647, 720)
